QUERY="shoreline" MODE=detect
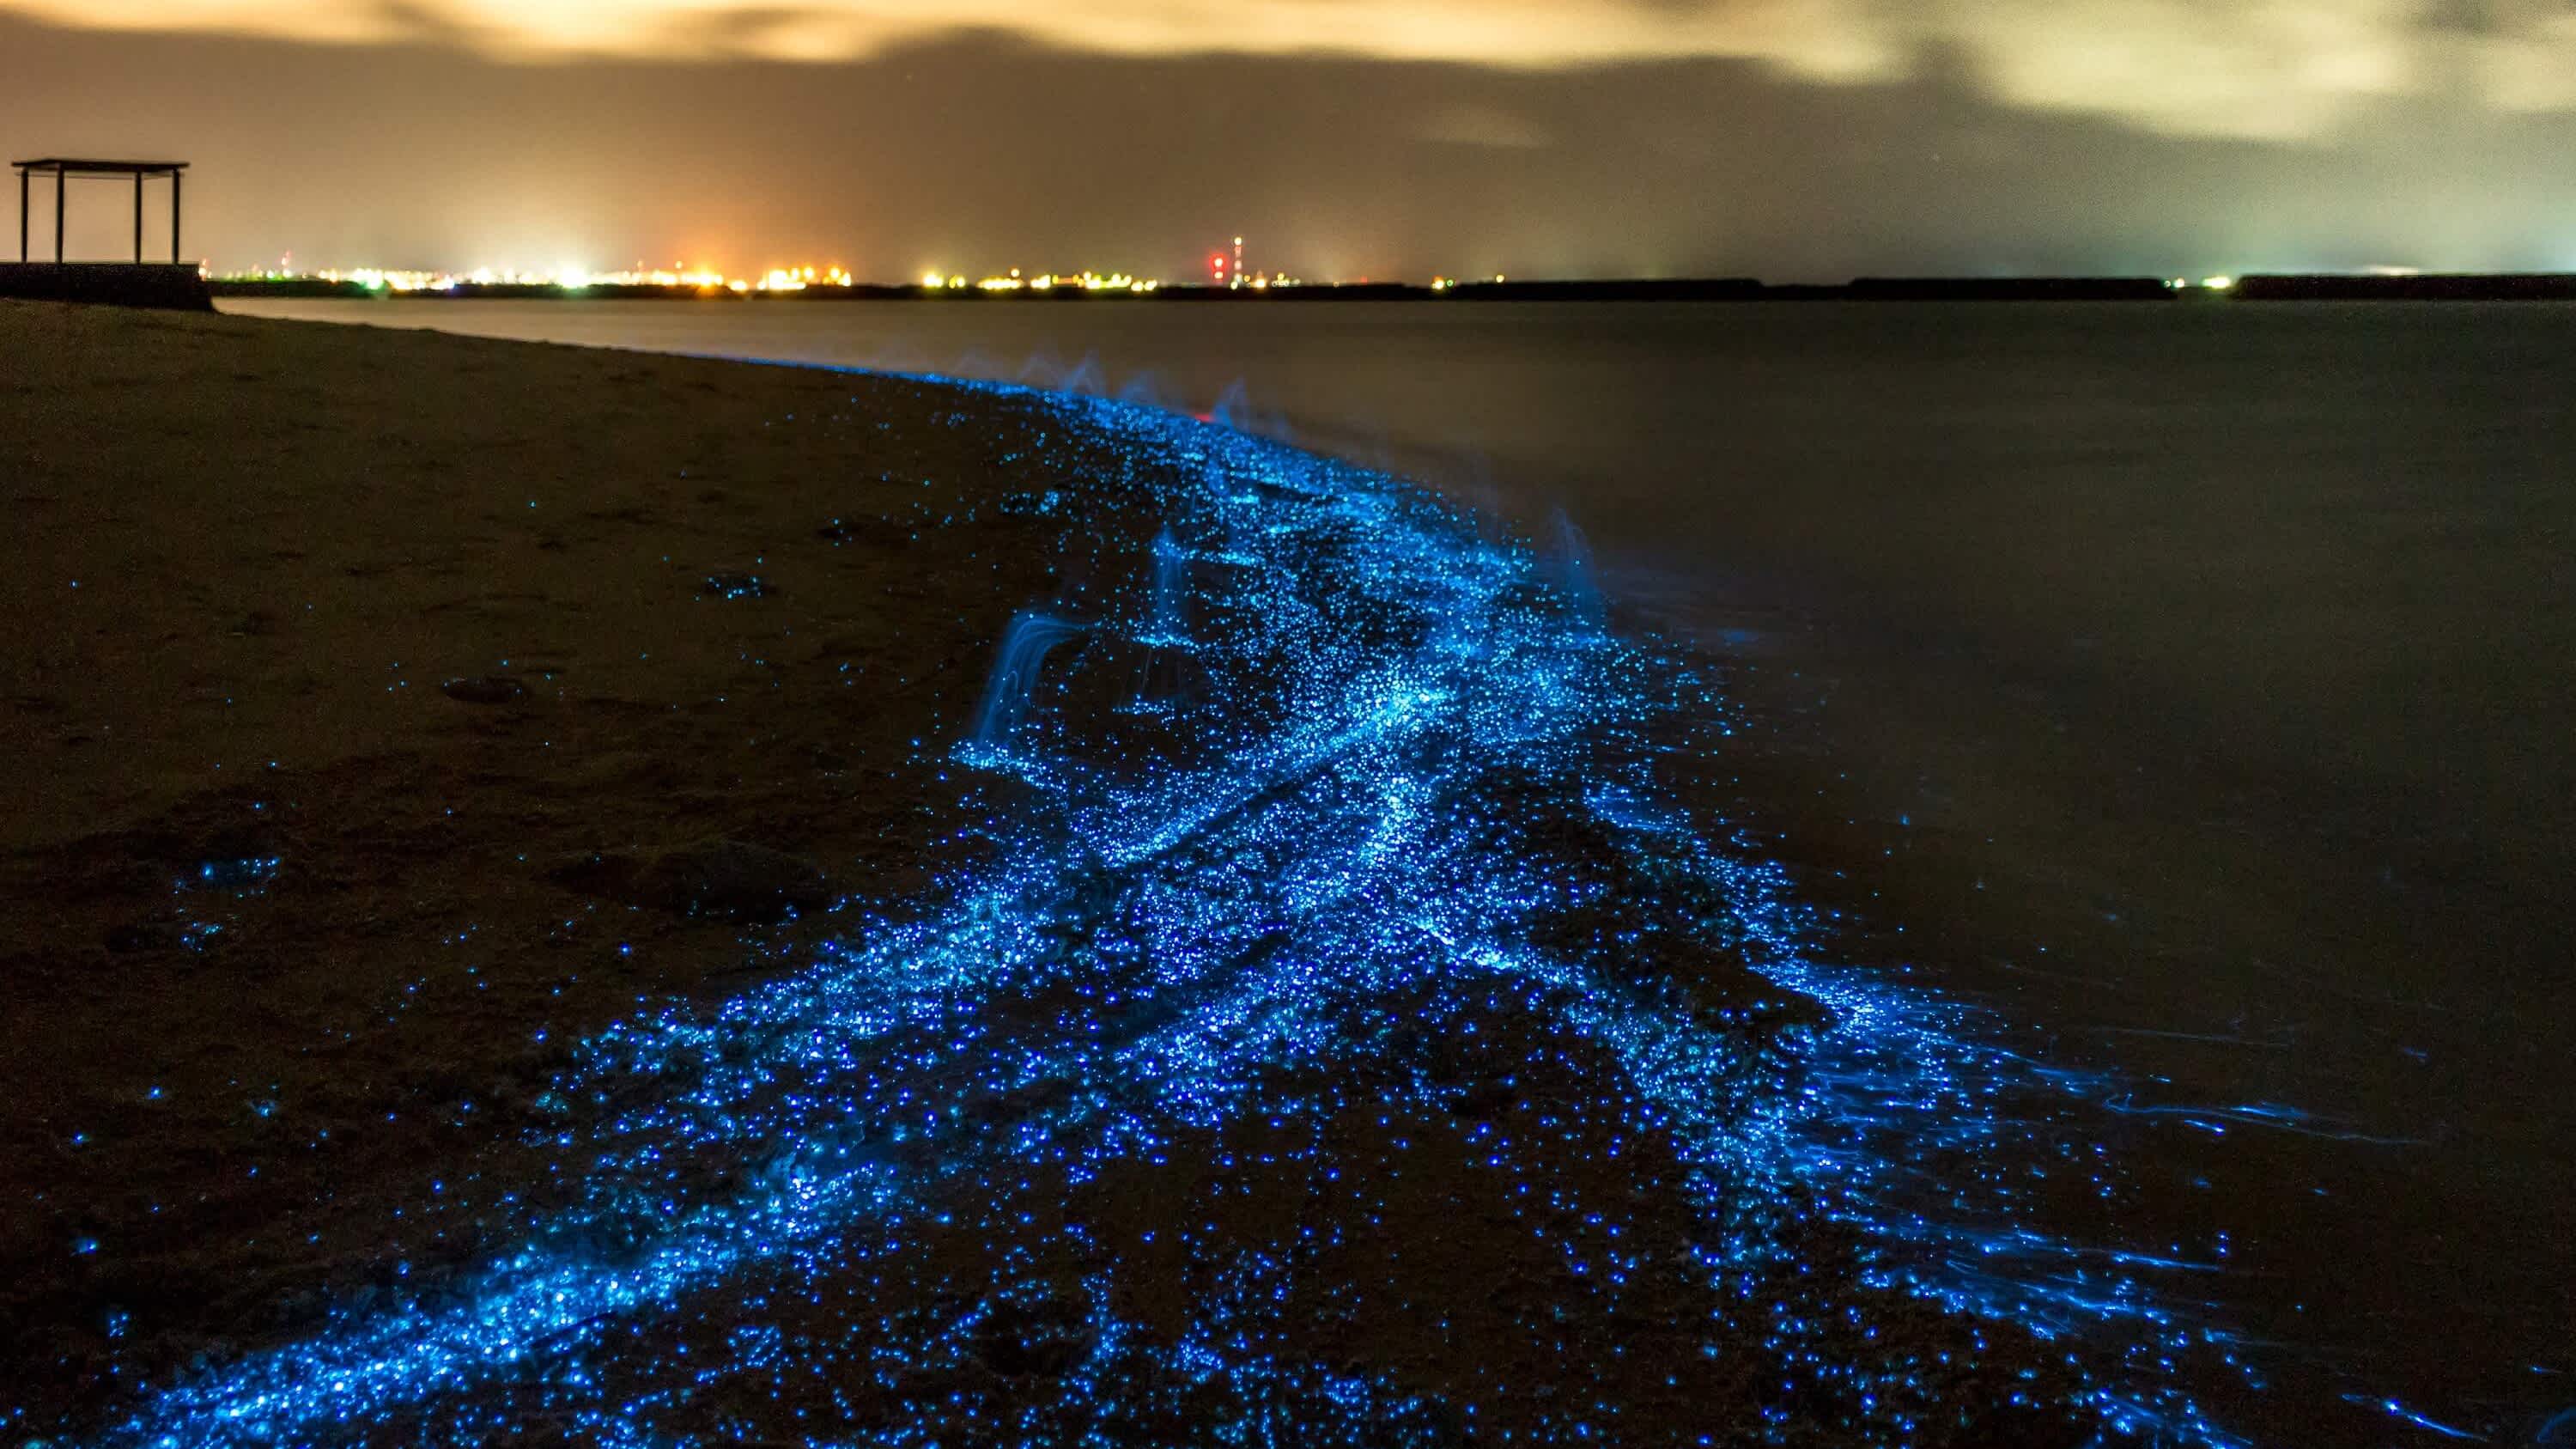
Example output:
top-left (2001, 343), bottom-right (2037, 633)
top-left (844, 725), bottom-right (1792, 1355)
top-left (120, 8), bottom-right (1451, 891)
top-left (1, 298), bottom-right (1111, 1428)
top-left (0, 300), bottom-right (2384, 1446)
top-left (202, 274), bottom-right (2576, 302)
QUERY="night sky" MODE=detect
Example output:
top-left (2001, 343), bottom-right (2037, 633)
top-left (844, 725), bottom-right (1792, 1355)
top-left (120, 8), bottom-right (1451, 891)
top-left (5, 0), bottom-right (2575, 280)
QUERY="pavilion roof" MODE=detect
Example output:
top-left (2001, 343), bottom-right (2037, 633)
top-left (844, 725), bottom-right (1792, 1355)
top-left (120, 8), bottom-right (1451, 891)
top-left (12, 159), bottom-right (191, 175)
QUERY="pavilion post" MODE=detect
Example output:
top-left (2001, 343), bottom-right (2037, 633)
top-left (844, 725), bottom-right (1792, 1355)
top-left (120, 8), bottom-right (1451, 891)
top-left (6, 160), bottom-right (194, 266)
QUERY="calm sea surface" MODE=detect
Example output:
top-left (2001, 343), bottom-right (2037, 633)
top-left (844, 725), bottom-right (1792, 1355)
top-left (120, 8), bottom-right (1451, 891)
top-left (226, 296), bottom-right (2576, 1444)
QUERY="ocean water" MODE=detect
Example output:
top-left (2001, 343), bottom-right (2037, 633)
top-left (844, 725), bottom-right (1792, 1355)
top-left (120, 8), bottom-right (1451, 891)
top-left (226, 296), bottom-right (2576, 1445)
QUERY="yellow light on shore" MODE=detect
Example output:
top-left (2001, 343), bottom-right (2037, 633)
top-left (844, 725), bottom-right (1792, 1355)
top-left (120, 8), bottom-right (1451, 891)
top-left (223, 260), bottom-right (1169, 295)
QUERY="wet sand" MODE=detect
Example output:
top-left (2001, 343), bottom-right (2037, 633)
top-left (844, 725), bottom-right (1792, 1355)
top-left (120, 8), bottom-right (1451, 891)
top-left (0, 299), bottom-right (1091, 1426)
top-left (4, 300), bottom-right (2137, 1447)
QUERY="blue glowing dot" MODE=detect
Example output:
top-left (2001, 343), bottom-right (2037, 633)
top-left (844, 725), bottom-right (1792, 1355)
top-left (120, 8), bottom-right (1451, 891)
top-left (56, 374), bottom-right (2291, 1449)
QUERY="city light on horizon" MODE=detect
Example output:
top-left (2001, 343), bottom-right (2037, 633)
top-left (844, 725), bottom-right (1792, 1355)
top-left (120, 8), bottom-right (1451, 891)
top-left (207, 257), bottom-right (2344, 296)
top-left (213, 236), bottom-right (1339, 294)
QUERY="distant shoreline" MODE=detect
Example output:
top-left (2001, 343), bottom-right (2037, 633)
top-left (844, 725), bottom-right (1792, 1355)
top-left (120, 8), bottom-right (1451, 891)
top-left (15, 265), bottom-right (2573, 313)
top-left (206, 274), bottom-right (2576, 303)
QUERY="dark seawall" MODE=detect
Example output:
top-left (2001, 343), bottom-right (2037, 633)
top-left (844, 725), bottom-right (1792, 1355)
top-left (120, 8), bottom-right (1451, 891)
top-left (2232, 272), bottom-right (2576, 300)
top-left (0, 264), bottom-right (212, 310)
top-left (207, 273), bottom-right (2576, 305)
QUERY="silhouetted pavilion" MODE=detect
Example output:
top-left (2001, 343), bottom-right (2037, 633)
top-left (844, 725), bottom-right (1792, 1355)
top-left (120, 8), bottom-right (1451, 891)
top-left (14, 158), bottom-right (187, 264)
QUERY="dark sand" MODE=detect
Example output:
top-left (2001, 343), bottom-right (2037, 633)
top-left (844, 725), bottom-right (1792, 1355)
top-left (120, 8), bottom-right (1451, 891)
top-left (0, 300), bottom-right (1091, 1424)
top-left (0, 301), bottom-right (2099, 1446)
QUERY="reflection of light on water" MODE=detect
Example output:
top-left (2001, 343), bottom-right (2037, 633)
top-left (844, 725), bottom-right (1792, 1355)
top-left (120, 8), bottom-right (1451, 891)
top-left (86, 383), bottom-right (2354, 1448)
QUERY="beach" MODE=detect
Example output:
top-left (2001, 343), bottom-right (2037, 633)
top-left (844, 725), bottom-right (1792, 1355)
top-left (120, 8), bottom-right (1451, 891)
top-left (11, 297), bottom-right (2568, 1447)
top-left (14, 0), bottom-right (2574, 1432)
top-left (3, 299), bottom-right (2170, 1446)
top-left (0, 300), bottom-right (1100, 1430)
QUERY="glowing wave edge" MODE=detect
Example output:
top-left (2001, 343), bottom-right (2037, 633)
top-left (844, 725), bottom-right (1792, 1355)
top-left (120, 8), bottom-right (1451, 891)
top-left (81, 382), bottom-right (2248, 1448)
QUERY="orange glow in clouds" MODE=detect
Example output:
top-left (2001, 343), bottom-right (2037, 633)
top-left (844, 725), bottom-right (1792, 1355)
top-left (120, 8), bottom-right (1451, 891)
top-left (9, 0), bottom-right (2576, 139)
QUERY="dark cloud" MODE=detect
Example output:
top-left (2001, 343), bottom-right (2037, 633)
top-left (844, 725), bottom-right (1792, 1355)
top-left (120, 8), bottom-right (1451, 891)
top-left (367, 0), bottom-right (502, 52)
top-left (3, 10), bottom-right (2572, 278)
top-left (24, 0), bottom-right (2576, 137)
